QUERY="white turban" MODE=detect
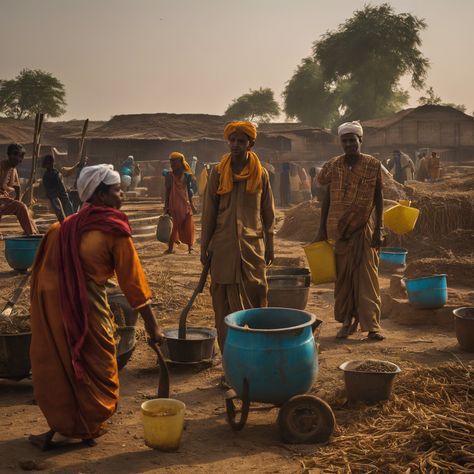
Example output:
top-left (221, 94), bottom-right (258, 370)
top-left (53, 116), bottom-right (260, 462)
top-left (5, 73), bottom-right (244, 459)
top-left (338, 121), bottom-right (363, 137)
top-left (77, 164), bottom-right (121, 202)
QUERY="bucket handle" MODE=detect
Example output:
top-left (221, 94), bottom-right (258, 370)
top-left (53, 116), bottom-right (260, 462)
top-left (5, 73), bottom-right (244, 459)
top-left (225, 378), bottom-right (250, 431)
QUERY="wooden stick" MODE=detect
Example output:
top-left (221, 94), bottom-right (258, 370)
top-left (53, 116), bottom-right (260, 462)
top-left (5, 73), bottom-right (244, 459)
top-left (77, 119), bottom-right (89, 165)
top-left (22, 113), bottom-right (44, 205)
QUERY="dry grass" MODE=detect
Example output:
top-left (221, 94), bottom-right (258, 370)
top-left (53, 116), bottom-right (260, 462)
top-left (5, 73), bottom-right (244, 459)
top-left (303, 362), bottom-right (474, 473)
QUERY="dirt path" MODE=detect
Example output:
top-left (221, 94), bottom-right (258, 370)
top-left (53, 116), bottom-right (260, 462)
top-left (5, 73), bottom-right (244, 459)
top-left (0, 209), bottom-right (472, 473)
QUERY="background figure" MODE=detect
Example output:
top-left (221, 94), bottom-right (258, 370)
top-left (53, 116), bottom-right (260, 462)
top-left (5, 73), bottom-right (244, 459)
top-left (42, 154), bottom-right (75, 222)
top-left (416, 152), bottom-right (430, 181)
top-left (163, 152), bottom-right (196, 254)
top-left (427, 151), bottom-right (441, 181)
top-left (120, 155), bottom-right (134, 191)
top-left (387, 150), bottom-right (415, 185)
top-left (0, 143), bottom-right (38, 235)
top-left (279, 162), bottom-right (291, 207)
top-left (130, 163), bottom-right (141, 190)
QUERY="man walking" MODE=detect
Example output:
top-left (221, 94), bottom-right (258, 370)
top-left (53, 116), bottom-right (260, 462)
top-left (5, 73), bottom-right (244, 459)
top-left (42, 154), bottom-right (77, 221)
top-left (201, 121), bottom-right (275, 352)
top-left (316, 122), bottom-right (384, 341)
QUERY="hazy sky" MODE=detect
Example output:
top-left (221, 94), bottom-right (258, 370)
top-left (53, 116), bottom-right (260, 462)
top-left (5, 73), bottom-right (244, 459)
top-left (1, 0), bottom-right (473, 121)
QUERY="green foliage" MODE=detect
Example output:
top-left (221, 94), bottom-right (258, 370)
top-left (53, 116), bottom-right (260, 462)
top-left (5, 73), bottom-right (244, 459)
top-left (0, 69), bottom-right (66, 119)
top-left (225, 87), bottom-right (280, 123)
top-left (284, 3), bottom-right (427, 125)
top-left (418, 86), bottom-right (466, 113)
top-left (283, 58), bottom-right (339, 127)
top-left (313, 3), bottom-right (428, 121)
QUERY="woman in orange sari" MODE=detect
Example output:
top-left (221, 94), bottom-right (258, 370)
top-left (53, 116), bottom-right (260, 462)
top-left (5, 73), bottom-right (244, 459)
top-left (29, 164), bottom-right (163, 450)
top-left (163, 152), bottom-right (196, 254)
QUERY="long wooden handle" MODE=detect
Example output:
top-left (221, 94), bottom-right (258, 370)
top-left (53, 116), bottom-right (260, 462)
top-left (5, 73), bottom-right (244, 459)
top-left (149, 342), bottom-right (170, 398)
top-left (77, 119), bottom-right (89, 164)
top-left (178, 261), bottom-right (210, 339)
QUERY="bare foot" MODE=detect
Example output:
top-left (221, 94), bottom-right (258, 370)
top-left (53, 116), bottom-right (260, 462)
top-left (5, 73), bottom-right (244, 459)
top-left (29, 430), bottom-right (55, 451)
top-left (336, 326), bottom-right (350, 339)
top-left (164, 249), bottom-right (175, 255)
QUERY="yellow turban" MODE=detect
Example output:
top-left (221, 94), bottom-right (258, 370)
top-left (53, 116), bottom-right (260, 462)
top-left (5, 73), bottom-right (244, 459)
top-left (224, 121), bottom-right (257, 141)
top-left (169, 151), bottom-right (192, 174)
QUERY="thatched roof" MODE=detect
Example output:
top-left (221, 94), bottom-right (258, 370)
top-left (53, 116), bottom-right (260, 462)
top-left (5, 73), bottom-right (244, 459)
top-left (66, 113), bottom-right (335, 142)
top-left (0, 118), bottom-right (103, 146)
top-left (362, 105), bottom-right (474, 130)
top-left (78, 113), bottom-right (226, 141)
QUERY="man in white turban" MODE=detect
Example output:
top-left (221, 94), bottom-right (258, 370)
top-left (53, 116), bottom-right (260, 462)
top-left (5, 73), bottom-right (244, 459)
top-left (29, 162), bottom-right (163, 451)
top-left (314, 121), bottom-right (385, 341)
top-left (77, 164), bottom-right (121, 203)
top-left (337, 121), bottom-right (363, 138)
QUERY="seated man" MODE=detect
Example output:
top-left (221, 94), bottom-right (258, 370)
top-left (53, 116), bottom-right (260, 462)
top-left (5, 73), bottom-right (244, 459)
top-left (0, 144), bottom-right (38, 235)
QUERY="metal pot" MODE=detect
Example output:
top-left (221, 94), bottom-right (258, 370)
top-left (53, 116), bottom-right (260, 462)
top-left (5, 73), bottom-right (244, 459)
top-left (163, 327), bottom-right (216, 364)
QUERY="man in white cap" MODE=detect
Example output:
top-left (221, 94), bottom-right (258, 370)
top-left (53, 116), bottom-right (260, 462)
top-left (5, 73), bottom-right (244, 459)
top-left (315, 121), bottom-right (385, 341)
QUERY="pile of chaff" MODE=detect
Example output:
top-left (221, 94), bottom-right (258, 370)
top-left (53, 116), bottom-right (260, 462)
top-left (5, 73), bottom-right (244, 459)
top-left (304, 362), bottom-right (474, 473)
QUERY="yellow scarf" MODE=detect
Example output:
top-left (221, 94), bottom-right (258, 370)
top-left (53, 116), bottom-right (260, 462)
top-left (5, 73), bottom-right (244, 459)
top-left (216, 151), bottom-right (263, 195)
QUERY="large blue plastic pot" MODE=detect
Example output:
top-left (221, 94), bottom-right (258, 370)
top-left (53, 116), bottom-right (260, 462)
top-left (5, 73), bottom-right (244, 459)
top-left (380, 248), bottom-right (408, 266)
top-left (223, 308), bottom-right (317, 405)
top-left (4, 236), bottom-right (43, 271)
top-left (405, 274), bottom-right (448, 309)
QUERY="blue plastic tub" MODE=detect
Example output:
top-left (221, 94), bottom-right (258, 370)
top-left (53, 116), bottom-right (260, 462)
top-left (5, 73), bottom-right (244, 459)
top-left (4, 236), bottom-right (43, 271)
top-left (405, 274), bottom-right (448, 309)
top-left (380, 248), bottom-right (408, 266)
top-left (223, 308), bottom-right (317, 405)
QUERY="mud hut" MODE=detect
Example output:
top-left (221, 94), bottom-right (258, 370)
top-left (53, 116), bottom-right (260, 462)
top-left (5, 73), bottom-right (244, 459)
top-left (362, 105), bottom-right (474, 162)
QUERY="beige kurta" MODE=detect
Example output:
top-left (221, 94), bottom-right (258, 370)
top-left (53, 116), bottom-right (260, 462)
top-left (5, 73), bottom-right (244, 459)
top-left (201, 166), bottom-right (275, 350)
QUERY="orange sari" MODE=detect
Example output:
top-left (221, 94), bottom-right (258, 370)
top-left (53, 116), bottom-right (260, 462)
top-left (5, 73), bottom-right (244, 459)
top-left (169, 174), bottom-right (195, 246)
top-left (30, 224), bottom-right (151, 439)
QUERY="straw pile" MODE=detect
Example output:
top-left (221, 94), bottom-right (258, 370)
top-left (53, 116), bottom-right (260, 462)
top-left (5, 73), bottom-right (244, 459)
top-left (305, 362), bottom-right (474, 473)
top-left (0, 315), bottom-right (31, 335)
top-left (406, 191), bottom-right (474, 239)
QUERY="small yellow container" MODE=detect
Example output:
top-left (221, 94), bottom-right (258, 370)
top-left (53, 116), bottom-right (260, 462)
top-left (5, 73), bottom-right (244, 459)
top-left (384, 203), bottom-right (420, 235)
top-left (303, 240), bottom-right (336, 285)
top-left (141, 398), bottom-right (186, 451)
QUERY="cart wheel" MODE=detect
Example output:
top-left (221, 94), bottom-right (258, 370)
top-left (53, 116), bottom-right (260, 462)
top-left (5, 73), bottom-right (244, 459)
top-left (225, 378), bottom-right (250, 431)
top-left (277, 395), bottom-right (335, 444)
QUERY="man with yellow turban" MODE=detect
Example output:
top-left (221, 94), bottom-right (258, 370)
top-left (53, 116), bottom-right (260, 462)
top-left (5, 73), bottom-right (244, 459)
top-left (201, 121), bottom-right (275, 354)
top-left (163, 152), bottom-right (197, 254)
top-left (315, 121), bottom-right (385, 341)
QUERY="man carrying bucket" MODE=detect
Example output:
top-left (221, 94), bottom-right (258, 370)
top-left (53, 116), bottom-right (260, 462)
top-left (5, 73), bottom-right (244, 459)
top-left (200, 121), bottom-right (275, 353)
top-left (316, 122), bottom-right (385, 341)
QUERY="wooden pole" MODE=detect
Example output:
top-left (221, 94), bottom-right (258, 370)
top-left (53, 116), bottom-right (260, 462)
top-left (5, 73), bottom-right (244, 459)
top-left (22, 113), bottom-right (44, 205)
top-left (77, 119), bottom-right (89, 165)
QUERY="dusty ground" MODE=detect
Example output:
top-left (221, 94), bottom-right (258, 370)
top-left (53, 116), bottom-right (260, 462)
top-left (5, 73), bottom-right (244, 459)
top-left (0, 204), bottom-right (473, 473)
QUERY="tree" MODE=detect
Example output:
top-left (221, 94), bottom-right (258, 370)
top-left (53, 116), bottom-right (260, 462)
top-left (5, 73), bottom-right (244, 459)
top-left (225, 87), bottom-right (280, 123)
top-left (283, 4), bottom-right (426, 126)
top-left (283, 58), bottom-right (339, 127)
top-left (418, 86), bottom-right (466, 113)
top-left (0, 69), bottom-right (66, 119)
top-left (418, 86), bottom-right (441, 105)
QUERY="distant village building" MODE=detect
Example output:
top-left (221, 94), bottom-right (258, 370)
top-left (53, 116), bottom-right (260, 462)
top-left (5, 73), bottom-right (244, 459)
top-left (362, 105), bottom-right (474, 161)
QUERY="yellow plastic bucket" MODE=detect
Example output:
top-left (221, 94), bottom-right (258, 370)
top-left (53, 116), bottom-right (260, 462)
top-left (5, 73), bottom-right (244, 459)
top-left (141, 398), bottom-right (186, 451)
top-left (303, 240), bottom-right (336, 285)
top-left (384, 203), bottom-right (420, 235)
